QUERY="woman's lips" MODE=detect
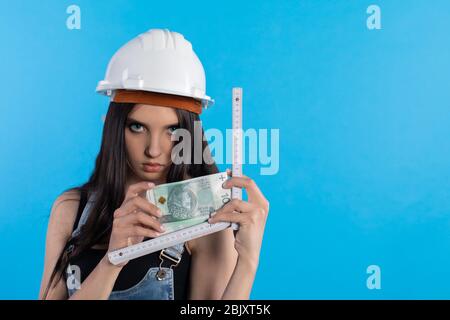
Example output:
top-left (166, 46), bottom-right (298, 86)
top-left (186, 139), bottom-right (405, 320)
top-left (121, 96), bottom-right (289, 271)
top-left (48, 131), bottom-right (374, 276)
top-left (142, 163), bottom-right (164, 173)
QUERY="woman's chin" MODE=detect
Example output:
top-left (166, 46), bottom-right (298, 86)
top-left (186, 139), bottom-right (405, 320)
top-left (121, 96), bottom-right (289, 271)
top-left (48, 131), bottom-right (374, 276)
top-left (139, 171), bottom-right (165, 184)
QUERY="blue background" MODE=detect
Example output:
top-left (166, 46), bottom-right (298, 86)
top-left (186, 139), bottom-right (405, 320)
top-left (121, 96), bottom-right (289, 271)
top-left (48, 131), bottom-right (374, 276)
top-left (1, 0), bottom-right (449, 299)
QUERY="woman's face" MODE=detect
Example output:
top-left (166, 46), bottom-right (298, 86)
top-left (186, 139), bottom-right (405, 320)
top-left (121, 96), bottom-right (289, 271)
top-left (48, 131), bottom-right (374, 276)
top-left (125, 103), bottom-right (180, 185)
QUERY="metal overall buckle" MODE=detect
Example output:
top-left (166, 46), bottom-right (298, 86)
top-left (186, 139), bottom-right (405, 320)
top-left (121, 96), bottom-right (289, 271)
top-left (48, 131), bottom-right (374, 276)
top-left (156, 249), bottom-right (182, 281)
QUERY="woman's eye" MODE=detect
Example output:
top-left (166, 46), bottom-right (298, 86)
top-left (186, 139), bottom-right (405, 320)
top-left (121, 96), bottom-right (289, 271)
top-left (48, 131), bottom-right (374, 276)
top-left (129, 123), bottom-right (144, 133)
top-left (168, 125), bottom-right (180, 134)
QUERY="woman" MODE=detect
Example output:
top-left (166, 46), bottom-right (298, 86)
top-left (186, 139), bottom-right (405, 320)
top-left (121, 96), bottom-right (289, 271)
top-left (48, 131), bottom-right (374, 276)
top-left (39, 29), bottom-right (269, 300)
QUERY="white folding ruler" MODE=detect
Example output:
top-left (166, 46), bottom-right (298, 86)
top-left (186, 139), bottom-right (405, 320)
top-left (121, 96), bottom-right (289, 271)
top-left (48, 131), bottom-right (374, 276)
top-left (108, 221), bottom-right (232, 265)
top-left (231, 87), bottom-right (243, 231)
top-left (108, 87), bottom-right (244, 265)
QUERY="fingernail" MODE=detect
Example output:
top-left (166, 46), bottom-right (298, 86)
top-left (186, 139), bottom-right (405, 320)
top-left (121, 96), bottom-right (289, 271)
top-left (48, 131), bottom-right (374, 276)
top-left (160, 225), bottom-right (165, 231)
top-left (148, 182), bottom-right (155, 188)
top-left (208, 218), bottom-right (213, 224)
top-left (157, 209), bottom-right (162, 216)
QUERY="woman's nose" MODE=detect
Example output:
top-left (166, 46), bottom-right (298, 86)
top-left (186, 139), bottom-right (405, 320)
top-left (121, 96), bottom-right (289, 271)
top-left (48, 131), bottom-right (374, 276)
top-left (145, 134), bottom-right (163, 158)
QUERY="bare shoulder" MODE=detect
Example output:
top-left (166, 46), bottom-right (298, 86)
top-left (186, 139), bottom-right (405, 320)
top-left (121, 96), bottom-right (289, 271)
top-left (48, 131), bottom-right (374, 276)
top-left (48, 189), bottom-right (82, 239)
top-left (53, 190), bottom-right (80, 209)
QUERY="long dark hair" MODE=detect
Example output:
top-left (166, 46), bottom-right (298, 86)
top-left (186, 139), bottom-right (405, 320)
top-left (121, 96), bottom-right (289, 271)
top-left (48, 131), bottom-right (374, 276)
top-left (43, 101), bottom-right (218, 299)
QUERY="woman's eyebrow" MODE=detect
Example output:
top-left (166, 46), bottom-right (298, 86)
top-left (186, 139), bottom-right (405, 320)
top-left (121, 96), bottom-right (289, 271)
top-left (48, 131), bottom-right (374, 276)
top-left (126, 117), bottom-right (179, 128)
top-left (126, 117), bottom-right (144, 124)
top-left (164, 122), bottom-right (180, 128)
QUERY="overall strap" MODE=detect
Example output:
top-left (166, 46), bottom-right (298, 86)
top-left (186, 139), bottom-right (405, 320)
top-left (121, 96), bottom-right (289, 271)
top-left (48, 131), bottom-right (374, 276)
top-left (156, 242), bottom-right (185, 281)
top-left (66, 188), bottom-right (88, 257)
top-left (73, 189), bottom-right (88, 233)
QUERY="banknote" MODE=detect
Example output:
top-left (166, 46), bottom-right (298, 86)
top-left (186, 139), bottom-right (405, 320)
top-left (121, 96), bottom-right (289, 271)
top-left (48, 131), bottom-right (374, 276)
top-left (146, 172), bottom-right (232, 234)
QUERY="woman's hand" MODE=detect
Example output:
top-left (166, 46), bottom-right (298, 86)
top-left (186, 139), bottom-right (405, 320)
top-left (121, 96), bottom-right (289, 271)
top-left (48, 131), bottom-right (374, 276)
top-left (107, 182), bottom-right (165, 265)
top-left (208, 170), bottom-right (270, 269)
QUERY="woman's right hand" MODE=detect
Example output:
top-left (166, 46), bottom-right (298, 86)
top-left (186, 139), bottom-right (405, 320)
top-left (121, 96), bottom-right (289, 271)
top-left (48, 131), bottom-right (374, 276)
top-left (107, 182), bottom-right (165, 264)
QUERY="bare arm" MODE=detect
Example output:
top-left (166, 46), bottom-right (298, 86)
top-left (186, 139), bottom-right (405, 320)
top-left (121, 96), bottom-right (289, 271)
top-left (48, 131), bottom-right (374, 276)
top-left (205, 173), bottom-right (270, 300)
top-left (68, 255), bottom-right (123, 299)
top-left (188, 228), bottom-right (238, 299)
top-left (220, 256), bottom-right (258, 300)
top-left (39, 191), bottom-right (80, 299)
top-left (39, 191), bottom-right (124, 300)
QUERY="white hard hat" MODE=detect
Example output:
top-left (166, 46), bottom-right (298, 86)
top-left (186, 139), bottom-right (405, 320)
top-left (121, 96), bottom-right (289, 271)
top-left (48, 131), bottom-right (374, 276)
top-left (96, 28), bottom-right (214, 112)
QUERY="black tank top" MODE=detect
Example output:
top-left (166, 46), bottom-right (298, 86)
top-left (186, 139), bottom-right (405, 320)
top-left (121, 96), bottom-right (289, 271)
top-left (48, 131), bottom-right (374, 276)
top-left (68, 189), bottom-right (192, 299)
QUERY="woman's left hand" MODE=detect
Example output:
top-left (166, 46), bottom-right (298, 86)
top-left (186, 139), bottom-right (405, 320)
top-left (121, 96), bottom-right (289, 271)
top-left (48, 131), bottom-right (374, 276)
top-left (208, 170), bottom-right (270, 269)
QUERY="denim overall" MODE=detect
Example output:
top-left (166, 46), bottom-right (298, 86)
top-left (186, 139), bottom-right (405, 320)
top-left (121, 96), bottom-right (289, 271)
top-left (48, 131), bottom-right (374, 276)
top-left (66, 192), bottom-right (185, 300)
